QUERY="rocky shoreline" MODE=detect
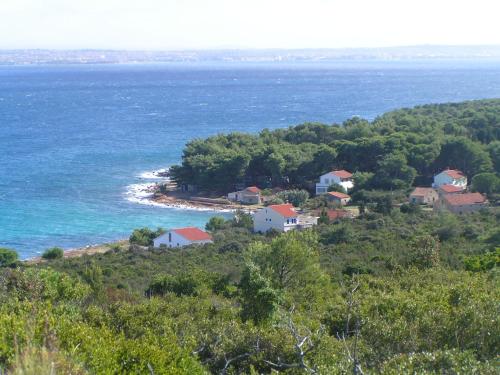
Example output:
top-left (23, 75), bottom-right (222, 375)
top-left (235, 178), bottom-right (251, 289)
top-left (151, 190), bottom-right (255, 212)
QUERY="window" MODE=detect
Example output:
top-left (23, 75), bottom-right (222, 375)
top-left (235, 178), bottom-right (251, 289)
top-left (286, 219), bottom-right (289, 224)
top-left (169, 233), bottom-right (172, 242)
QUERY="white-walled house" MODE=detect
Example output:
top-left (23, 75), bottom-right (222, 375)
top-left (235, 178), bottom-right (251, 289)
top-left (227, 186), bottom-right (262, 204)
top-left (253, 203), bottom-right (299, 233)
top-left (153, 227), bottom-right (213, 248)
top-left (316, 170), bottom-right (353, 195)
top-left (432, 169), bottom-right (467, 189)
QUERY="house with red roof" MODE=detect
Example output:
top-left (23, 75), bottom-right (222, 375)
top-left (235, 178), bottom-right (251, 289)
top-left (326, 191), bottom-right (351, 205)
top-left (153, 227), bottom-right (213, 248)
top-left (253, 203), bottom-right (298, 233)
top-left (227, 186), bottom-right (262, 204)
top-left (253, 203), bottom-right (317, 233)
top-left (314, 208), bottom-right (353, 222)
top-left (436, 193), bottom-right (487, 214)
top-left (409, 187), bottom-right (438, 205)
top-left (432, 169), bottom-right (467, 190)
top-left (316, 170), bottom-right (354, 195)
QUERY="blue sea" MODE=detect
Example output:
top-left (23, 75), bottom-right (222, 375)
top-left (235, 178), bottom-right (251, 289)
top-left (1, 60), bottom-right (500, 258)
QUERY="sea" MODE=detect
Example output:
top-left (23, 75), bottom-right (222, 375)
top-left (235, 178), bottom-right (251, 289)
top-left (1, 60), bottom-right (500, 259)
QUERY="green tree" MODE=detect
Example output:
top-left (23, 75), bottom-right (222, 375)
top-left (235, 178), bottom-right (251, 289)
top-left (130, 227), bottom-right (164, 246)
top-left (246, 231), bottom-right (330, 307)
top-left (41, 247), bottom-right (64, 260)
top-left (0, 247), bottom-right (18, 267)
top-left (408, 235), bottom-right (440, 269)
top-left (231, 210), bottom-right (254, 230)
top-left (147, 273), bottom-right (199, 297)
top-left (471, 173), bottom-right (500, 195)
top-left (205, 216), bottom-right (227, 232)
top-left (318, 208), bottom-right (330, 225)
top-left (374, 153), bottom-right (416, 190)
top-left (487, 141), bottom-right (500, 173)
top-left (327, 183), bottom-right (347, 194)
top-left (434, 137), bottom-right (493, 177)
top-left (239, 262), bottom-right (281, 324)
top-left (275, 189), bottom-right (309, 207)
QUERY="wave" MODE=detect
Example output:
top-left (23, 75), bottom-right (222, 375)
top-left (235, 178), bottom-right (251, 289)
top-left (137, 168), bottom-right (170, 180)
top-left (124, 178), bottom-right (233, 213)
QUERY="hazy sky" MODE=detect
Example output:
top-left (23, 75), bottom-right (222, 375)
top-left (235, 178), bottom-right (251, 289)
top-left (1, 0), bottom-right (499, 50)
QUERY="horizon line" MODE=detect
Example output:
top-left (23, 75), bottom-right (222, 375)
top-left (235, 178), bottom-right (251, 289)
top-left (2, 44), bottom-right (500, 52)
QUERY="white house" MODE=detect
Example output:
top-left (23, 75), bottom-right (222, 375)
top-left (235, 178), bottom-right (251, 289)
top-left (153, 227), bottom-right (213, 248)
top-left (253, 203), bottom-right (299, 233)
top-left (432, 169), bottom-right (467, 189)
top-left (316, 170), bottom-right (353, 195)
top-left (227, 186), bottom-right (262, 204)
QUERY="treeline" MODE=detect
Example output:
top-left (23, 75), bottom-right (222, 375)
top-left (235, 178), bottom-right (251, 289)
top-left (170, 99), bottom-right (500, 192)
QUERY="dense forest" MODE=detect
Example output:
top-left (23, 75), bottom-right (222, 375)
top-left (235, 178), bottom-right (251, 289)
top-left (0, 100), bottom-right (499, 374)
top-left (170, 99), bottom-right (500, 193)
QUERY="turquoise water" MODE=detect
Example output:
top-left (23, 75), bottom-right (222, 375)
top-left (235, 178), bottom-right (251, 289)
top-left (1, 60), bottom-right (500, 258)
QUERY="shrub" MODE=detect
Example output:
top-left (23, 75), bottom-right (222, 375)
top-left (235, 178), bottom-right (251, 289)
top-left (205, 216), bottom-right (227, 231)
top-left (0, 248), bottom-right (18, 267)
top-left (275, 189), bottom-right (309, 207)
top-left (463, 249), bottom-right (500, 272)
top-left (146, 273), bottom-right (199, 297)
top-left (129, 228), bottom-right (165, 246)
top-left (42, 247), bottom-right (64, 260)
top-left (327, 183), bottom-right (347, 194)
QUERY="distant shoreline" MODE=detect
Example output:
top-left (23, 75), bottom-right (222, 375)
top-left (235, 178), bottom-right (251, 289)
top-left (2, 45), bottom-right (500, 65)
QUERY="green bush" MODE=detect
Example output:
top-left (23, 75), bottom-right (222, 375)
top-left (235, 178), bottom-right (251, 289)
top-left (129, 227), bottom-right (165, 246)
top-left (205, 216), bottom-right (227, 232)
top-left (41, 247), bottom-right (64, 260)
top-left (146, 273), bottom-right (199, 297)
top-left (275, 189), bottom-right (309, 207)
top-left (0, 248), bottom-right (18, 267)
top-left (463, 248), bottom-right (500, 272)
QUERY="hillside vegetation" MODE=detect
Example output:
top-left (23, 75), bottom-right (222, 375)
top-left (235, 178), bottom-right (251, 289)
top-left (0, 99), bottom-right (499, 374)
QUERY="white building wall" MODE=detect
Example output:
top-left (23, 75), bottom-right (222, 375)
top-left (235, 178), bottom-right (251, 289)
top-left (316, 172), bottom-right (353, 195)
top-left (432, 172), bottom-right (467, 188)
top-left (154, 231), bottom-right (204, 248)
top-left (253, 208), bottom-right (298, 233)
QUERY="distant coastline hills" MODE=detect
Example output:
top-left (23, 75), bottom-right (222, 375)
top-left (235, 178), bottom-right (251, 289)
top-left (2, 45), bottom-right (500, 65)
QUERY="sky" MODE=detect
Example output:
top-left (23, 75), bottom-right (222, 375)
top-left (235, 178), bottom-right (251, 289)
top-left (1, 0), bottom-right (499, 50)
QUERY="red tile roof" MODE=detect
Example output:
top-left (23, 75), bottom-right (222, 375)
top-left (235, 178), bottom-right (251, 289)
top-left (173, 227), bottom-right (212, 241)
top-left (269, 203), bottom-right (297, 218)
top-left (411, 187), bottom-right (435, 197)
top-left (439, 184), bottom-right (464, 193)
top-left (327, 191), bottom-right (351, 199)
top-left (443, 169), bottom-right (465, 179)
top-left (316, 209), bottom-right (351, 221)
top-left (443, 193), bottom-right (486, 206)
top-left (331, 170), bottom-right (353, 178)
top-left (244, 186), bottom-right (261, 194)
